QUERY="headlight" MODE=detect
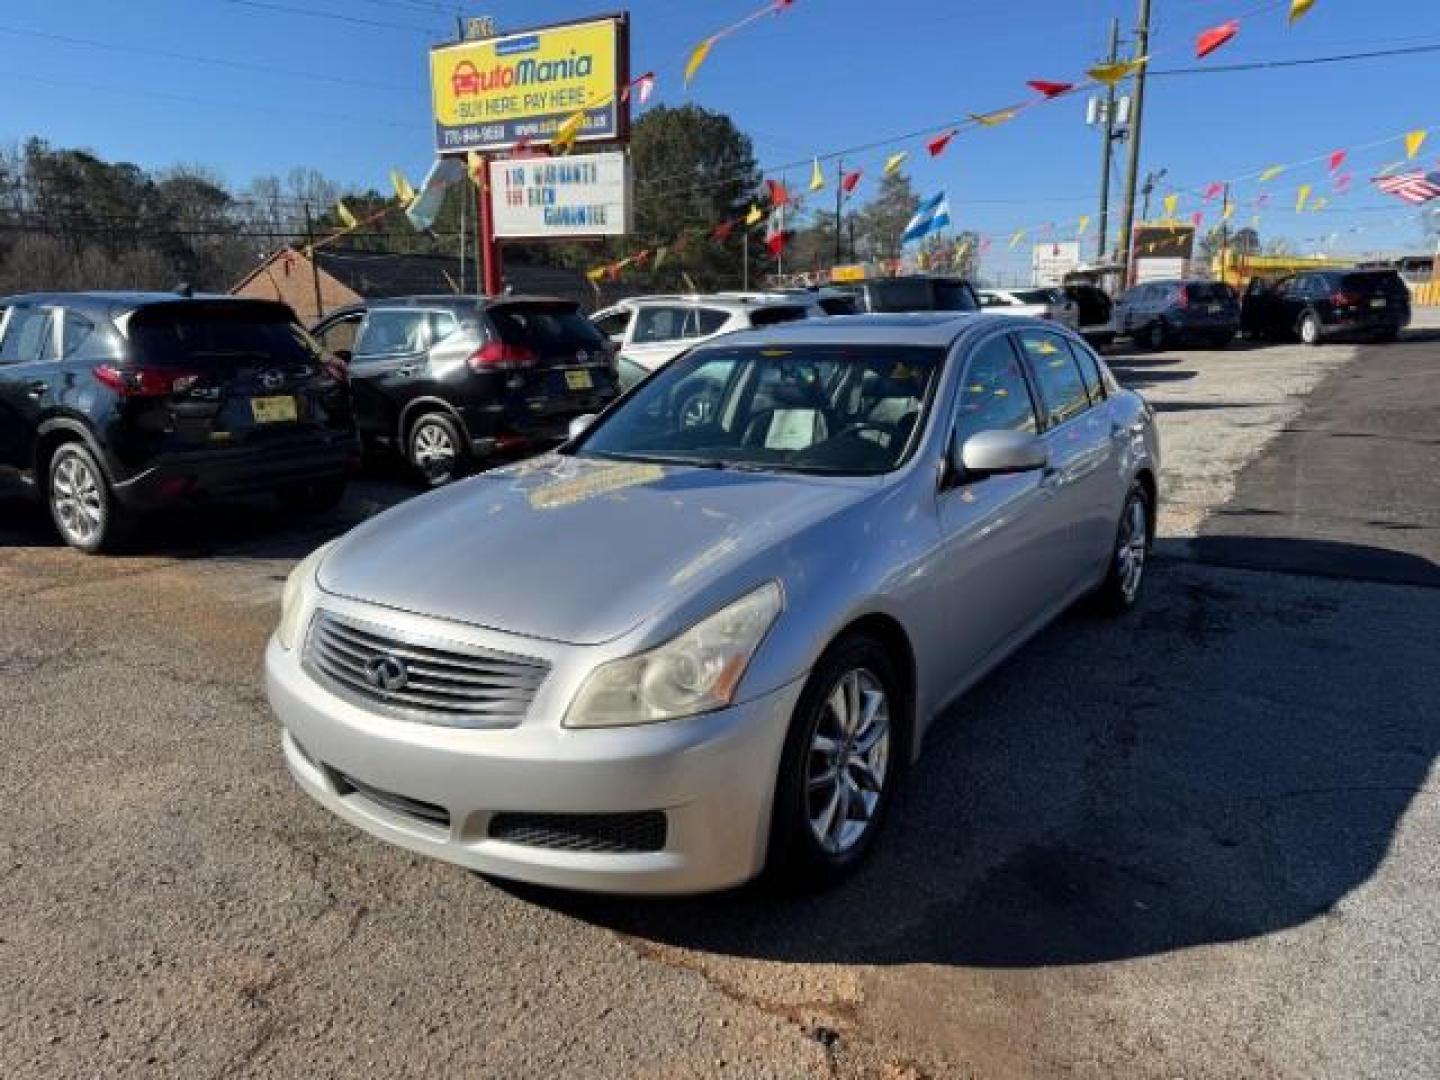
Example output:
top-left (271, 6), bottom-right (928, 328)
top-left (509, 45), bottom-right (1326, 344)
top-left (564, 581), bottom-right (783, 728)
top-left (275, 542), bottom-right (333, 651)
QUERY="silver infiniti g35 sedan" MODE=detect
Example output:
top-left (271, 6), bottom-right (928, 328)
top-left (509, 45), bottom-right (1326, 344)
top-left (266, 313), bottom-right (1160, 894)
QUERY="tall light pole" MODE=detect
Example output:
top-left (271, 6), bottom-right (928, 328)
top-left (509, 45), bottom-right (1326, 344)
top-left (1116, 0), bottom-right (1153, 288)
top-left (1096, 17), bottom-right (1121, 262)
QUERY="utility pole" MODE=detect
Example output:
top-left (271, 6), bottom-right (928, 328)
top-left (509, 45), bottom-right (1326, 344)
top-left (1116, 0), bottom-right (1152, 288)
top-left (834, 158), bottom-right (844, 266)
top-left (302, 203), bottom-right (324, 322)
top-left (1218, 182), bottom-right (1231, 284)
top-left (1096, 17), bottom-right (1120, 261)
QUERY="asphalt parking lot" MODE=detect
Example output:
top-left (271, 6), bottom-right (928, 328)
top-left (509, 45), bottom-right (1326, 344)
top-left (1, 326), bottom-right (1437, 1078)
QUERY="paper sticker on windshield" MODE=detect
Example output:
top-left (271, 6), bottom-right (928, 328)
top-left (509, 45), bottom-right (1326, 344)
top-left (764, 409), bottom-right (823, 451)
top-left (1028, 339), bottom-right (1060, 355)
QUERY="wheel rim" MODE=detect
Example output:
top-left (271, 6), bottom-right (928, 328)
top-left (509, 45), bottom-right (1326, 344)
top-left (52, 454), bottom-right (104, 545)
top-left (1302, 317), bottom-right (1317, 344)
top-left (1115, 496), bottom-right (1148, 602)
top-left (806, 667), bottom-right (891, 856)
top-left (413, 422), bottom-right (455, 480)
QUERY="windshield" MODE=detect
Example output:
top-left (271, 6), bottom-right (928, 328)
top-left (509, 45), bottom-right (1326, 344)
top-left (571, 343), bottom-right (945, 476)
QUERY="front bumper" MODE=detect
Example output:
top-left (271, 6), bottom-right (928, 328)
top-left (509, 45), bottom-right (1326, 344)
top-left (113, 432), bottom-right (357, 509)
top-left (265, 634), bottom-right (801, 895)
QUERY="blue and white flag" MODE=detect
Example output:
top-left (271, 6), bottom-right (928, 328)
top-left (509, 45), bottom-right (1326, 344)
top-left (902, 191), bottom-right (951, 245)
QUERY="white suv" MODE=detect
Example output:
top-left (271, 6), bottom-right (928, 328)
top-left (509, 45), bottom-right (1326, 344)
top-left (978, 287), bottom-right (1080, 330)
top-left (593, 294), bottom-right (822, 389)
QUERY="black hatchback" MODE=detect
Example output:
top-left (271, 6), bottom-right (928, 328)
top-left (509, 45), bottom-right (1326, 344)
top-left (0, 293), bottom-right (356, 552)
top-left (1241, 269), bottom-right (1411, 345)
top-left (311, 295), bottom-right (619, 486)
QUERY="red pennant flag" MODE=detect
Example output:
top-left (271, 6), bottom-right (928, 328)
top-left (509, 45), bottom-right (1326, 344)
top-left (765, 178), bottom-right (790, 206)
top-left (606, 263), bottom-right (621, 282)
top-left (1328, 149), bottom-right (1348, 173)
top-left (621, 71), bottom-right (656, 105)
top-left (1333, 172), bottom-right (1353, 191)
top-left (841, 169), bottom-right (862, 195)
top-left (766, 231), bottom-right (789, 257)
top-left (1191, 211), bottom-right (1204, 229)
top-left (927, 128), bottom-right (958, 157)
top-left (1203, 182), bottom-right (1224, 202)
top-left (1196, 20), bottom-right (1239, 59)
top-left (712, 221), bottom-right (735, 242)
top-left (632, 249), bottom-right (651, 268)
top-left (1027, 80), bottom-right (1074, 99)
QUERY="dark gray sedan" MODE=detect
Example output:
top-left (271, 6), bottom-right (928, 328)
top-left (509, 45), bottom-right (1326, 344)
top-left (267, 314), bottom-right (1160, 894)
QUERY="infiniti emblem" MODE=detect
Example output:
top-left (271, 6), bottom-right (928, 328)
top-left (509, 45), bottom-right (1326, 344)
top-left (363, 654), bottom-right (409, 693)
top-left (259, 370), bottom-right (284, 391)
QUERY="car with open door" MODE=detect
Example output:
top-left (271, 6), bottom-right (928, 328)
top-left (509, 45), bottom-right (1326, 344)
top-left (0, 292), bottom-right (355, 553)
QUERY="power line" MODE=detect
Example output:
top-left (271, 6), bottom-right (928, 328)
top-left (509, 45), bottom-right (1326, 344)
top-left (213, 0), bottom-right (439, 35)
top-left (1150, 41), bottom-right (1440, 76)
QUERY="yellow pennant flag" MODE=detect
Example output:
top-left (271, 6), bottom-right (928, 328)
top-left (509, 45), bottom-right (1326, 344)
top-left (335, 200), bottom-right (357, 230)
top-left (809, 157), bottom-right (825, 192)
top-left (1077, 215), bottom-right (1091, 235)
top-left (970, 109), bottom-right (1017, 128)
top-left (652, 246), bottom-right (668, 273)
top-left (1088, 57), bottom-right (1146, 87)
top-left (684, 36), bottom-right (717, 86)
top-left (1288, 0), bottom-right (1316, 25)
top-left (1311, 196), bottom-right (1328, 212)
top-left (553, 110), bottom-right (585, 154)
top-left (883, 151), bottom-right (908, 176)
top-left (390, 169), bottom-right (416, 207)
top-left (1295, 184), bottom-right (1312, 212)
top-left (1222, 202), bottom-right (1236, 221)
top-left (745, 203), bottom-right (763, 226)
top-left (1259, 165), bottom-right (1285, 182)
top-left (1404, 129), bottom-right (1428, 160)
top-left (1162, 193), bottom-right (1178, 219)
top-left (466, 150), bottom-right (485, 185)
top-left (1009, 229), bottom-right (1026, 250)
top-left (585, 266), bottom-right (606, 283)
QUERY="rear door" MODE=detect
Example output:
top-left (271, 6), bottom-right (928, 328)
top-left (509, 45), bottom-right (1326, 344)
top-left (122, 301), bottom-right (341, 452)
top-left (0, 304), bottom-right (60, 470)
top-left (1181, 282), bottom-right (1239, 329)
top-left (483, 301), bottom-right (619, 423)
top-left (621, 304), bottom-right (691, 372)
top-left (349, 308), bottom-right (431, 440)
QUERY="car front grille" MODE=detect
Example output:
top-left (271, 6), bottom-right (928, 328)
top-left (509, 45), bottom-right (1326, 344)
top-left (488, 811), bottom-right (668, 854)
top-left (303, 610), bottom-right (549, 728)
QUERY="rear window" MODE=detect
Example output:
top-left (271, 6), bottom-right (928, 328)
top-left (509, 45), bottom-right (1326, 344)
top-left (488, 304), bottom-right (606, 355)
top-left (1014, 289), bottom-right (1059, 305)
top-left (1340, 271), bottom-right (1407, 296)
top-left (749, 305), bottom-right (808, 328)
top-left (1184, 283), bottom-right (1233, 303)
top-left (124, 302), bottom-right (317, 367)
top-left (868, 279), bottom-right (937, 312)
top-left (933, 281), bottom-right (980, 312)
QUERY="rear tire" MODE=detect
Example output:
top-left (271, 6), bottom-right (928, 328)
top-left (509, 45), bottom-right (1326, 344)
top-left (407, 413), bottom-right (467, 488)
top-left (765, 634), bottom-right (904, 892)
top-left (276, 476), bottom-right (346, 514)
top-left (1146, 321), bottom-right (1168, 351)
top-left (46, 441), bottom-right (131, 554)
top-left (1092, 481), bottom-right (1152, 615)
top-left (1299, 311), bottom-right (1323, 347)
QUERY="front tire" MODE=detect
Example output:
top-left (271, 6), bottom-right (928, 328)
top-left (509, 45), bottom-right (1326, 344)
top-left (1092, 481), bottom-right (1152, 614)
top-left (1299, 311), bottom-right (1323, 347)
top-left (766, 634), bottom-right (903, 891)
top-left (47, 442), bottom-right (130, 554)
top-left (407, 413), bottom-right (467, 488)
top-left (1146, 320), bottom-right (1169, 351)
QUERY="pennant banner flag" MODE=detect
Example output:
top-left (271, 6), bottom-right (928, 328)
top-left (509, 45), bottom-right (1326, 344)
top-left (1295, 184), bottom-right (1312, 212)
top-left (745, 203), bottom-right (764, 226)
top-left (390, 169), bottom-right (416, 207)
top-left (1027, 80), bottom-right (1074, 99)
top-left (1009, 229), bottom-right (1026, 250)
top-left (1259, 165), bottom-right (1285, 182)
top-left (1289, 0), bottom-right (1316, 25)
top-left (1163, 193), bottom-right (1178, 219)
top-left (622, 71), bottom-right (656, 104)
top-left (971, 109), bottom-right (1017, 128)
top-left (927, 128), bottom-right (958, 157)
top-left (884, 151), bottom-right (908, 176)
top-left (1196, 21), bottom-right (1239, 59)
top-left (684, 0), bottom-right (795, 87)
top-left (1405, 129), bottom-right (1429, 160)
top-left (684, 37), bottom-right (717, 86)
top-left (809, 157), bottom-right (825, 192)
top-left (553, 110), bottom-right (585, 154)
top-left (1222, 202), bottom-right (1236, 221)
top-left (1088, 57), bottom-right (1146, 87)
top-left (841, 169), bottom-right (863, 195)
top-left (1203, 182), bottom-right (1224, 202)
top-left (766, 178), bottom-right (790, 206)
top-left (901, 190), bottom-right (951, 244)
top-left (335, 200), bottom-right (357, 230)
top-left (1328, 149), bottom-right (1348, 173)
top-left (1077, 215), bottom-right (1091, 235)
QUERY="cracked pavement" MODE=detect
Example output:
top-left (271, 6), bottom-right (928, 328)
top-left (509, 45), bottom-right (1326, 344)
top-left (1, 331), bottom-right (1436, 1078)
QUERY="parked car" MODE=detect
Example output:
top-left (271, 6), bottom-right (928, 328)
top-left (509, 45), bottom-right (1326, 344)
top-left (266, 313), bottom-right (1159, 894)
top-left (1240, 269), bottom-right (1411, 345)
top-left (829, 276), bottom-right (981, 314)
top-left (0, 292), bottom-right (355, 553)
top-left (1063, 282), bottom-right (1116, 348)
top-left (1113, 280), bottom-right (1239, 349)
top-left (311, 296), bottom-right (618, 487)
top-left (978, 287), bottom-right (1080, 330)
top-left (592, 294), bottom-right (819, 390)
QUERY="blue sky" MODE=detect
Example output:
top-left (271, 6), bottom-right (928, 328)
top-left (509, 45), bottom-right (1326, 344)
top-left (3, 0), bottom-right (1438, 277)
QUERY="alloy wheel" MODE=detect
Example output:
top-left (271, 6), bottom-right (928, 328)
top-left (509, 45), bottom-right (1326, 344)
top-left (806, 667), bottom-right (891, 856)
top-left (412, 421), bottom-right (456, 482)
top-left (1115, 496), bottom-right (1148, 602)
top-left (51, 453), bottom-right (104, 547)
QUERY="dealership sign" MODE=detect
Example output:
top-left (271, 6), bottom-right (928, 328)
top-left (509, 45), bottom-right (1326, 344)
top-left (488, 151), bottom-right (632, 238)
top-left (430, 16), bottom-right (626, 153)
top-left (1031, 241), bottom-right (1081, 286)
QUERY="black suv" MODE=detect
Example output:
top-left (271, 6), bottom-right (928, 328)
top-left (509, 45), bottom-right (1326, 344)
top-left (311, 295), bottom-right (618, 486)
top-left (1241, 269), bottom-right (1411, 345)
top-left (831, 276), bottom-right (981, 313)
top-left (1114, 280), bottom-right (1240, 350)
top-left (0, 293), bottom-right (356, 552)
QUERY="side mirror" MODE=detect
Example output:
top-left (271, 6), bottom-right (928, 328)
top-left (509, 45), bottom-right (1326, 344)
top-left (333, 348), bottom-right (353, 365)
top-left (608, 333), bottom-right (624, 347)
top-left (568, 413), bottom-right (598, 441)
top-left (951, 429), bottom-right (1048, 480)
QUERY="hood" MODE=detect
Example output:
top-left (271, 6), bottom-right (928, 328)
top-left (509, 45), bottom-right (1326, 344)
top-left (318, 455), bottom-right (873, 645)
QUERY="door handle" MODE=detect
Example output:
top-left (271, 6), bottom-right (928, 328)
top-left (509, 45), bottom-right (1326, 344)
top-left (396, 365), bottom-right (417, 376)
top-left (26, 380), bottom-right (48, 399)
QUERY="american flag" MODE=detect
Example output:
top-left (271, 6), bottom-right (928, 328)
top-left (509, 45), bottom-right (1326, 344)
top-left (1372, 170), bottom-right (1440, 205)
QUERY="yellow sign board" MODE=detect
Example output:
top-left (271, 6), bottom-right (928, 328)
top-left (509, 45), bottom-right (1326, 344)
top-left (430, 17), bottom-right (625, 153)
top-left (830, 264), bottom-right (867, 283)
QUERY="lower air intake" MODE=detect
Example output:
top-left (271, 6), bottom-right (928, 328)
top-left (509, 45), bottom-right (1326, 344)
top-left (488, 811), bottom-right (667, 854)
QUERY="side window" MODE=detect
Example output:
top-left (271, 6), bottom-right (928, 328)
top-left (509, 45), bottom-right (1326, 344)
top-left (1065, 339), bottom-right (1106, 403)
top-left (354, 310), bottom-right (428, 357)
top-left (594, 310), bottom-right (632, 339)
top-left (952, 335), bottom-right (1039, 446)
top-left (428, 310), bottom-right (459, 344)
top-left (1017, 330), bottom-right (1091, 427)
top-left (691, 308), bottom-right (730, 336)
top-left (61, 310), bottom-right (96, 358)
top-left (632, 306), bottom-right (686, 344)
top-left (0, 307), bottom-right (55, 364)
top-left (317, 313), bottom-right (363, 355)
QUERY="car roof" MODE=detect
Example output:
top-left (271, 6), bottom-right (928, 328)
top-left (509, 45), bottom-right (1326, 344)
top-left (356, 294), bottom-right (577, 311)
top-left (0, 291), bottom-right (291, 319)
top-left (690, 312), bottom-right (1019, 350)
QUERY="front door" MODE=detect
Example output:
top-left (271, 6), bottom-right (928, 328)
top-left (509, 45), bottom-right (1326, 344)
top-left (0, 305), bottom-right (60, 474)
top-left (348, 309), bottom-right (431, 441)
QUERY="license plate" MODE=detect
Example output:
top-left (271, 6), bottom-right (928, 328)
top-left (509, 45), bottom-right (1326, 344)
top-left (564, 369), bottom-right (593, 391)
top-left (1371, 298), bottom-right (1387, 309)
top-left (251, 395), bottom-right (297, 423)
